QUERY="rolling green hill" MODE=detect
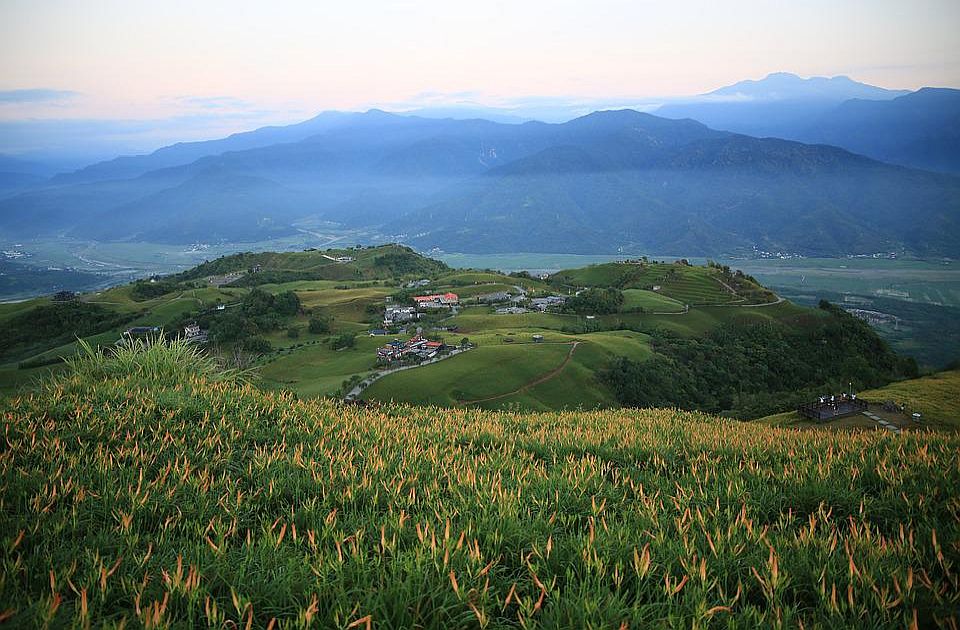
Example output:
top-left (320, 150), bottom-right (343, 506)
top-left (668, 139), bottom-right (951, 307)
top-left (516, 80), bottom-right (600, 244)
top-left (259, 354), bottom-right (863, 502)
top-left (0, 248), bottom-right (921, 421)
top-left (1, 341), bottom-right (956, 627)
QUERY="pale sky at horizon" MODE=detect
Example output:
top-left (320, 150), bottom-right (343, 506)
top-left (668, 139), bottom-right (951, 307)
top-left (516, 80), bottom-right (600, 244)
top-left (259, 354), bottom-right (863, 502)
top-left (1, 0), bottom-right (958, 158)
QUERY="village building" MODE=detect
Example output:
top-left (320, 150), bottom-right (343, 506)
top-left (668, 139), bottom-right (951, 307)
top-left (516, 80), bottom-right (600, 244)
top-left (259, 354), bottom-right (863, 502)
top-left (376, 334), bottom-right (447, 362)
top-left (478, 291), bottom-right (512, 303)
top-left (797, 393), bottom-right (867, 422)
top-left (530, 295), bottom-right (567, 311)
top-left (125, 326), bottom-right (161, 337)
top-left (384, 305), bottom-right (419, 326)
top-left (413, 292), bottom-right (459, 308)
top-left (495, 306), bottom-right (528, 315)
top-left (208, 272), bottom-right (244, 287)
top-left (405, 278), bottom-right (431, 289)
top-left (183, 323), bottom-right (208, 344)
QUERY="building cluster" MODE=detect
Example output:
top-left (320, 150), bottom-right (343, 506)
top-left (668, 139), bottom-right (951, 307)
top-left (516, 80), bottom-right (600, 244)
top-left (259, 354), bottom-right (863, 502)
top-left (52, 291), bottom-right (78, 302)
top-left (405, 278), bottom-right (431, 289)
top-left (384, 305), bottom-right (419, 327)
top-left (530, 295), bottom-right (567, 311)
top-left (478, 291), bottom-right (512, 303)
top-left (413, 292), bottom-right (459, 308)
top-left (845, 308), bottom-right (899, 327)
top-left (376, 334), bottom-right (446, 363)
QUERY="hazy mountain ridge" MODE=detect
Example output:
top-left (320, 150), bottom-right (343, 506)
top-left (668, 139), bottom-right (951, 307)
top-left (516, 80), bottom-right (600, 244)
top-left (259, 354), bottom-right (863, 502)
top-left (798, 88), bottom-right (960, 173)
top-left (0, 104), bottom-right (958, 257)
top-left (656, 74), bottom-right (960, 173)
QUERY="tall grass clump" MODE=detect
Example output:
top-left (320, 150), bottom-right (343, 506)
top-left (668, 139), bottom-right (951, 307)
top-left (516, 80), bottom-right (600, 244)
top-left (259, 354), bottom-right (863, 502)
top-left (1, 344), bottom-right (958, 628)
top-left (60, 334), bottom-right (250, 388)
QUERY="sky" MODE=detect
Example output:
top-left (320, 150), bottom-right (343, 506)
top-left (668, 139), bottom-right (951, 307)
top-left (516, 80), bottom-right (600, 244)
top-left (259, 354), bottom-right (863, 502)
top-left (1, 0), bottom-right (958, 162)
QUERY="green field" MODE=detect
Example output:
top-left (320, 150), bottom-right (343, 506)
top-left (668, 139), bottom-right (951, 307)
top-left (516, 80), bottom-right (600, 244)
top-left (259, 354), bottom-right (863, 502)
top-left (362, 343), bottom-right (574, 406)
top-left (446, 308), bottom-right (579, 333)
top-left (258, 336), bottom-right (383, 398)
top-left (363, 329), bottom-right (657, 410)
top-left (2, 343), bottom-right (957, 627)
top-left (621, 288), bottom-right (686, 312)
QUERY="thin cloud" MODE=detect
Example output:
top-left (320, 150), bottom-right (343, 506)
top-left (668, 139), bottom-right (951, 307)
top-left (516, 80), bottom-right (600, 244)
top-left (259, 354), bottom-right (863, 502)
top-left (0, 88), bottom-right (80, 104)
top-left (174, 95), bottom-right (255, 110)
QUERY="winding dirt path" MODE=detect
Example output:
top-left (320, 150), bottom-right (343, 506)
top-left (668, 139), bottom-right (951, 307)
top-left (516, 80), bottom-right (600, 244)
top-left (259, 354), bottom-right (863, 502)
top-left (457, 341), bottom-right (580, 405)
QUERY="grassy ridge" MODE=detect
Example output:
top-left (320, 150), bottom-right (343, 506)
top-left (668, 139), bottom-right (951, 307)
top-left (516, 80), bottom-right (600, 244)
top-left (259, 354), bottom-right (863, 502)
top-left (1, 344), bottom-right (958, 627)
top-left (858, 370), bottom-right (960, 425)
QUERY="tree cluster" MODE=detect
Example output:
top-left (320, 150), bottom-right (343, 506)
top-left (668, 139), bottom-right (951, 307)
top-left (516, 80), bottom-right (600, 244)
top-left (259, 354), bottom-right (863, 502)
top-left (601, 302), bottom-right (918, 418)
top-left (564, 288), bottom-right (624, 315)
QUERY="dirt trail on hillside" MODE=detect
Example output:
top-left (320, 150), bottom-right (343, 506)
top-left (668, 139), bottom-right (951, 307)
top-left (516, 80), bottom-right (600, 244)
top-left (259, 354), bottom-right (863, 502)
top-left (457, 341), bottom-right (580, 405)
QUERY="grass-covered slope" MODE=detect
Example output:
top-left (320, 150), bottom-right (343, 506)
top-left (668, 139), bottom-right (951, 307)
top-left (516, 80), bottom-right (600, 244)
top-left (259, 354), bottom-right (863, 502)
top-left (1, 342), bottom-right (958, 627)
top-left (857, 369), bottom-right (960, 426)
top-left (758, 369), bottom-right (960, 431)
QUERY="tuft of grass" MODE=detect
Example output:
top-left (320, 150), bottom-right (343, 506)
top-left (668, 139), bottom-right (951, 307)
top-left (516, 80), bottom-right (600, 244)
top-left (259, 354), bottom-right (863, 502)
top-left (60, 334), bottom-right (253, 387)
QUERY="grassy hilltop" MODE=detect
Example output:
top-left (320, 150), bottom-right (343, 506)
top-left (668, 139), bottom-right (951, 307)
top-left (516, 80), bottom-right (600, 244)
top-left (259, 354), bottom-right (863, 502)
top-left (1, 341), bottom-right (957, 627)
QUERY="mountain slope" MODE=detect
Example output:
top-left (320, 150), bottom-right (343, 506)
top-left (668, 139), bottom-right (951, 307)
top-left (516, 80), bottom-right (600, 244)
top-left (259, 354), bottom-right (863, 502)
top-left (73, 168), bottom-right (304, 243)
top-left (1, 108), bottom-right (957, 256)
top-left (401, 122), bottom-right (960, 256)
top-left (48, 110), bottom-right (377, 185)
top-left (798, 88), bottom-right (960, 173)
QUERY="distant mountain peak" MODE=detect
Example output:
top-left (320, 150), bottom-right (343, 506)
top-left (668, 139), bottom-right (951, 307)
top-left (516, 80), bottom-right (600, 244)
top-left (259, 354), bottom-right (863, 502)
top-left (706, 72), bottom-right (909, 102)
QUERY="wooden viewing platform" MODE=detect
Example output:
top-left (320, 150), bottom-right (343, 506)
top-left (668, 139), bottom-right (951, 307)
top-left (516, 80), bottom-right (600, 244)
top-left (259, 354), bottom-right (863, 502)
top-left (797, 397), bottom-right (868, 422)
